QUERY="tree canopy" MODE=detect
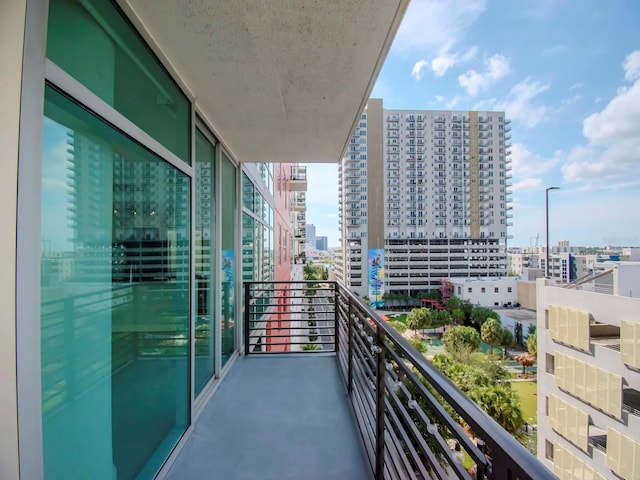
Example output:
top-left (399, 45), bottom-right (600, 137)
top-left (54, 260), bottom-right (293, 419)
top-left (443, 326), bottom-right (480, 362)
top-left (470, 306), bottom-right (498, 326)
top-left (468, 385), bottom-right (524, 434)
top-left (527, 332), bottom-right (537, 358)
top-left (481, 318), bottom-right (503, 355)
top-left (406, 308), bottom-right (431, 336)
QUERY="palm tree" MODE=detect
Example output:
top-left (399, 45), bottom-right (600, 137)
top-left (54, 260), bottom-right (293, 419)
top-left (469, 385), bottom-right (524, 434)
top-left (513, 352), bottom-right (536, 376)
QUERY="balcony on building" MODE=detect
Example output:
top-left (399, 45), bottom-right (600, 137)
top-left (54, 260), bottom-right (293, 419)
top-left (290, 165), bottom-right (308, 191)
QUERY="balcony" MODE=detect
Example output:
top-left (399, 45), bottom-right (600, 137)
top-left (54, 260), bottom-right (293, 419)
top-left (164, 281), bottom-right (553, 480)
top-left (290, 165), bottom-right (308, 191)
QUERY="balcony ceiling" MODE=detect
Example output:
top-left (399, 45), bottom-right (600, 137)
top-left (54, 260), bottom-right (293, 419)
top-left (122, 0), bottom-right (408, 164)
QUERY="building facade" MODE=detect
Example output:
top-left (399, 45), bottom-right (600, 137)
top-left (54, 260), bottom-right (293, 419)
top-left (337, 99), bottom-right (512, 301)
top-left (1, 0), bottom-right (407, 477)
top-left (537, 275), bottom-right (640, 479)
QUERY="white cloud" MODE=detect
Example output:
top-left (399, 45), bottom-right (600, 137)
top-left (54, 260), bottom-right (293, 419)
top-left (561, 53), bottom-right (640, 184)
top-left (434, 95), bottom-right (462, 109)
top-left (411, 60), bottom-right (429, 80)
top-left (475, 78), bottom-right (550, 127)
top-left (569, 83), bottom-right (583, 92)
top-left (394, 1), bottom-right (485, 81)
top-left (458, 54), bottom-right (510, 95)
top-left (623, 50), bottom-right (640, 82)
top-left (430, 46), bottom-right (478, 77)
top-left (393, 0), bottom-right (487, 53)
top-left (583, 79), bottom-right (640, 145)
top-left (510, 143), bottom-right (560, 179)
top-left (513, 177), bottom-right (543, 192)
top-left (561, 94), bottom-right (581, 106)
top-left (542, 44), bottom-right (568, 56)
top-left (445, 96), bottom-right (461, 109)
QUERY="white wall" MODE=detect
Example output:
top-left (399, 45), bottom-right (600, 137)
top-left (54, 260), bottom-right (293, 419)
top-left (613, 263), bottom-right (640, 298)
top-left (0, 1), bottom-right (26, 477)
top-left (451, 278), bottom-right (519, 307)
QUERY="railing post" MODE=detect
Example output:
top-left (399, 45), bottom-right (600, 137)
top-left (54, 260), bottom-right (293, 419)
top-left (374, 325), bottom-right (386, 480)
top-left (333, 282), bottom-right (339, 353)
top-left (244, 282), bottom-right (251, 355)
top-left (347, 295), bottom-right (354, 395)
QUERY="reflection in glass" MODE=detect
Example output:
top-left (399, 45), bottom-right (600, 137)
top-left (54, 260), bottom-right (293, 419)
top-left (220, 152), bottom-right (236, 366)
top-left (46, 0), bottom-right (190, 163)
top-left (194, 129), bottom-right (215, 395)
top-left (41, 86), bottom-right (190, 479)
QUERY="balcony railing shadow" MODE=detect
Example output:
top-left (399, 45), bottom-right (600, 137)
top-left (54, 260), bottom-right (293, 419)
top-left (166, 280), bottom-right (555, 479)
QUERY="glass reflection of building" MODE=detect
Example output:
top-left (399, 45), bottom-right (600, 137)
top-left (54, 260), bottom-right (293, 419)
top-left (11, 0), bottom-right (298, 477)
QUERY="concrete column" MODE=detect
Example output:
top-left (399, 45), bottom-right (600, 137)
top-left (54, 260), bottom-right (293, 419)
top-left (0, 1), bottom-right (27, 478)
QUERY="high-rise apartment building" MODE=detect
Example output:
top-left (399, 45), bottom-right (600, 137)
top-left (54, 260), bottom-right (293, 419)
top-left (336, 99), bottom-right (512, 302)
top-left (536, 268), bottom-right (640, 480)
top-left (305, 222), bottom-right (317, 250)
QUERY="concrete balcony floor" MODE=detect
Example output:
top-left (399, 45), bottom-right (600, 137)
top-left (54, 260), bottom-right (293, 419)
top-left (165, 354), bottom-right (371, 480)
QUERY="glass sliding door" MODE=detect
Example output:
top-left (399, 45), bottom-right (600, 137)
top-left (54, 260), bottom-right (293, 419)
top-left (194, 128), bottom-right (216, 396)
top-left (41, 85), bottom-right (190, 479)
top-left (220, 152), bottom-right (237, 366)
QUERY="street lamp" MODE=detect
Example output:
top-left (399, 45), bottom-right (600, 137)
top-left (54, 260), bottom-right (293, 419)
top-left (545, 186), bottom-right (560, 278)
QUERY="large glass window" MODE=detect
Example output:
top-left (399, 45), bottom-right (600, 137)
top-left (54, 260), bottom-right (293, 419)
top-left (220, 152), bottom-right (237, 366)
top-left (47, 0), bottom-right (190, 163)
top-left (41, 85), bottom-right (190, 479)
top-left (194, 128), bottom-right (215, 396)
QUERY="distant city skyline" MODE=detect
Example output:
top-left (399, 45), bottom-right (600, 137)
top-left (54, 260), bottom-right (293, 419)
top-left (305, 1), bottom-right (640, 249)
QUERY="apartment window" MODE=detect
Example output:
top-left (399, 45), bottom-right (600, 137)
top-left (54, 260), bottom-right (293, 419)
top-left (546, 354), bottom-right (555, 374)
top-left (47, 0), bottom-right (191, 163)
top-left (468, 288), bottom-right (472, 293)
top-left (481, 287), bottom-right (486, 293)
top-left (507, 287), bottom-right (512, 293)
top-left (545, 441), bottom-right (554, 461)
top-left (494, 287), bottom-right (499, 293)
top-left (42, 85), bottom-right (191, 478)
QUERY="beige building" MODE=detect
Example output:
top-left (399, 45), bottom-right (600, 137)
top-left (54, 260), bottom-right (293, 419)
top-left (537, 273), bottom-right (640, 479)
top-left (337, 100), bottom-right (512, 300)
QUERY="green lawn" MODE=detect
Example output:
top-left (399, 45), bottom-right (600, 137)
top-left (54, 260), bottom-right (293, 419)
top-left (510, 381), bottom-right (538, 425)
top-left (385, 313), bottom-right (407, 324)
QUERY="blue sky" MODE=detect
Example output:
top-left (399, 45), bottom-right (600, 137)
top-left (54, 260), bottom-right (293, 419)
top-left (307, 0), bottom-right (640, 249)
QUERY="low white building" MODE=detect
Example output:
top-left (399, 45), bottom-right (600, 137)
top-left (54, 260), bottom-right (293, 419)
top-left (448, 276), bottom-right (519, 307)
top-left (536, 270), bottom-right (640, 479)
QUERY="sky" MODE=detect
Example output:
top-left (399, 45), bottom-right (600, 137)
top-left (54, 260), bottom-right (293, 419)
top-left (306, 0), bottom-right (640, 249)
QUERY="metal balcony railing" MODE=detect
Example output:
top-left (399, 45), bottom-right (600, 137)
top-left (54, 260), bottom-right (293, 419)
top-left (244, 280), bottom-right (554, 480)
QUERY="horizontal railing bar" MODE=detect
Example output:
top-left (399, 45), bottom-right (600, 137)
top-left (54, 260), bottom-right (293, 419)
top-left (383, 343), bottom-right (486, 469)
top-left (384, 380), bottom-right (451, 480)
top-left (384, 413), bottom-right (419, 480)
top-left (382, 424), bottom-right (411, 480)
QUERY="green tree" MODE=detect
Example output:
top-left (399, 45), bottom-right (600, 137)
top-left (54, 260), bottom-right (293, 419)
top-left (460, 300), bottom-right (473, 322)
top-left (431, 309), bottom-right (451, 331)
top-left (388, 320), bottom-right (407, 334)
top-left (445, 296), bottom-right (461, 313)
top-left (471, 306), bottom-right (497, 326)
top-left (406, 307), bottom-right (431, 336)
top-left (408, 336), bottom-right (428, 354)
top-left (481, 318), bottom-right (503, 355)
top-left (406, 309), bottom-right (422, 337)
top-left (431, 354), bottom-right (492, 392)
top-left (443, 326), bottom-right (480, 362)
top-left (468, 385), bottom-right (524, 434)
top-left (452, 309), bottom-right (465, 325)
top-left (527, 332), bottom-right (537, 358)
top-left (418, 289), bottom-right (441, 301)
top-left (514, 352), bottom-right (536, 376)
top-left (500, 328), bottom-right (514, 359)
